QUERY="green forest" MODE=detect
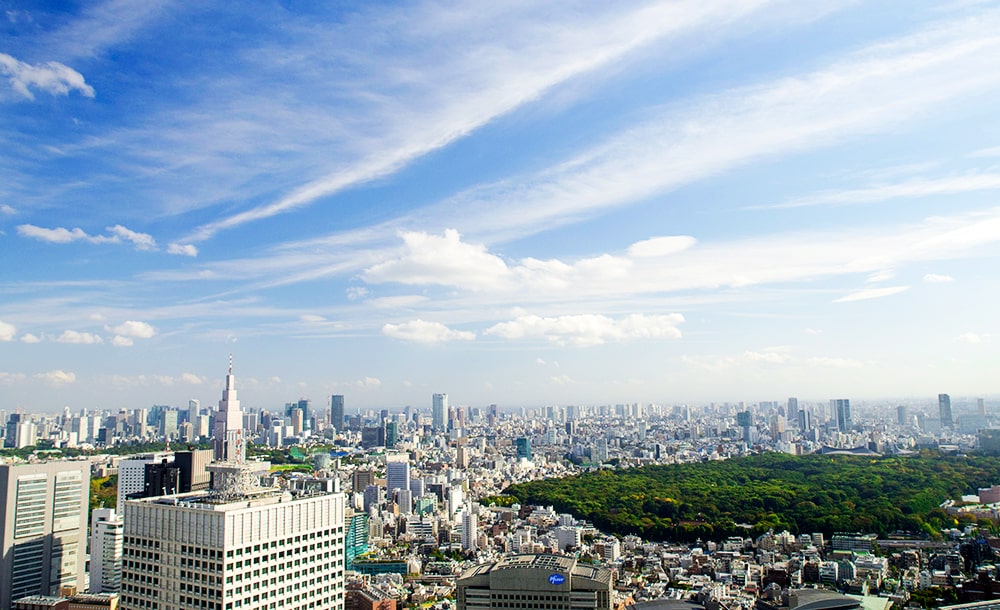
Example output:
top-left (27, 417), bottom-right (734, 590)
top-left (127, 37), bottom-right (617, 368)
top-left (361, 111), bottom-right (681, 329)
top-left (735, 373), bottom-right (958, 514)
top-left (503, 452), bottom-right (1000, 542)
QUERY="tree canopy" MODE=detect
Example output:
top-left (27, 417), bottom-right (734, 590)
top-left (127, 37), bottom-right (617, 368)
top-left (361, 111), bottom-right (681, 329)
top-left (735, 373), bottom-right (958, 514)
top-left (503, 452), bottom-right (1000, 542)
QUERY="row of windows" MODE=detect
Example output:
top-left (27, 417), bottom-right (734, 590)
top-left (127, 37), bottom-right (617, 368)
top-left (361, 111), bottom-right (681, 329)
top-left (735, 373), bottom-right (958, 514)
top-left (125, 536), bottom-right (161, 549)
top-left (492, 594), bottom-right (571, 601)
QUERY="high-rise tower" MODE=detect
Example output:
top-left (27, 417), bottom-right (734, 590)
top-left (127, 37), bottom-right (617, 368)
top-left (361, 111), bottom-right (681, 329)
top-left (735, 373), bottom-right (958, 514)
top-left (331, 395), bottom-right (345, 432)
top-left (831, 399), bottom-right (851, 432)
top-left (213, 354), bottom-right (245, 464)
top-left (939, 393), bottom-right (953, 429)
top-left (432, 393), bottom-right (448, 432)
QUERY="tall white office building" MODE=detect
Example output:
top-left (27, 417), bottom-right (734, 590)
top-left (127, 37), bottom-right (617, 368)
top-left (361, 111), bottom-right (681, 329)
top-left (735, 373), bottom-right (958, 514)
top-left (120, 358), bottom-right (346, 610)
top-left (89, 507), bottom-right (123, 593)
top-left (461, 511), bottom-right (479, 551)
top-left (432, 393), bottom-right (448, 432)
top-left (116, 451), bottom-right (173, 514)
top-left (0, 460), bottom-right (90, 609)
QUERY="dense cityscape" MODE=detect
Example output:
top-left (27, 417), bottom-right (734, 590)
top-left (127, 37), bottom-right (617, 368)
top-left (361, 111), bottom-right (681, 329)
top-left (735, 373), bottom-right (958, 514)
top-left (1, 360), bottom-right (999, 610)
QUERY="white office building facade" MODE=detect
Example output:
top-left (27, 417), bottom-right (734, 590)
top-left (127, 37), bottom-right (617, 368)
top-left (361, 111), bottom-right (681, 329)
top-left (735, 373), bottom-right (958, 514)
top-left (121, 490), bottom-right (345, 610)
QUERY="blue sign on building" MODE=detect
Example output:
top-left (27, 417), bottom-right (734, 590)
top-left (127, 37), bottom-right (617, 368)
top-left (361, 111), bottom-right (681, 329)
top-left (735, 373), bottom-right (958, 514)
top-left (548, 573), bottom-right (566, 585)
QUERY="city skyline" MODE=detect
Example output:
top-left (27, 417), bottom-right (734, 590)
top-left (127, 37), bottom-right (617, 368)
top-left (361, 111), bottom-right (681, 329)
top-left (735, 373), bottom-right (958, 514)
top-left (3, 1), bottom-right (1000, 412)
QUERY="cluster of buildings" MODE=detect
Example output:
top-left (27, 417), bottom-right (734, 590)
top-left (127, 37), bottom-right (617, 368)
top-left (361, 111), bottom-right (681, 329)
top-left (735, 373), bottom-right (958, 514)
top-left (1, 363), bottom-right (998, 610)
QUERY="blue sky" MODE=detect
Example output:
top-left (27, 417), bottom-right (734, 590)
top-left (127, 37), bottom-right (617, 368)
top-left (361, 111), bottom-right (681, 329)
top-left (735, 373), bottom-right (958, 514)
top-left (2, 0), bottom-right (1000, 414)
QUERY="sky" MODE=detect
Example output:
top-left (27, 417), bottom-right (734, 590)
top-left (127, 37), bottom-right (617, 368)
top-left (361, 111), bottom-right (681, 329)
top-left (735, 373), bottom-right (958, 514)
top-left (2, 0), bottom-right (1000, 414)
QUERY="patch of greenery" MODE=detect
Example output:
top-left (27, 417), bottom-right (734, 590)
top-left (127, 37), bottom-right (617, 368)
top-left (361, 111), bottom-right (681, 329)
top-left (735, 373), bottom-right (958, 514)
top-left (504, 452), bottom-right (1000, 542)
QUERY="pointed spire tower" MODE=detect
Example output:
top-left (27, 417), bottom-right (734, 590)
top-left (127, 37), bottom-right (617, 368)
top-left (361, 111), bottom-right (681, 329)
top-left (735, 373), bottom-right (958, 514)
top-left (213, 353), bottom-right (246, 464)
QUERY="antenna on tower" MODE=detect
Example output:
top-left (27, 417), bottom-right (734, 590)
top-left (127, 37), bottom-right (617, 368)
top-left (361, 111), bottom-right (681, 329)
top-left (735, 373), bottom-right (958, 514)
top-left (229, 353), bottom-right (233, 375)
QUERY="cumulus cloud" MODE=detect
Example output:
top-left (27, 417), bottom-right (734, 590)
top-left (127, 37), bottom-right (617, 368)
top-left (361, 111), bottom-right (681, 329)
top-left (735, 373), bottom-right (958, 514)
top-left (923, 273), bottom-right (954, 283)
top-left (35, 369), bottom-right (76, 385)
top-left (485, 313), bottom-right (684, 346)
top-left (833, 286), bottom-right (910, 303)
top-left (0, 204), bottom-right (15, 215)
top-left (17, 223), bottom-right (156, 251)
top-left (956, 332), bottom-right (987, 344)
top-left (0, 52), bottom-right (94, 100)
top-left (355, 376), bottom-right (382, 389)
top-left (108, 320), bottom-right (156, 339)
top-left (111, 336), bottom-right (133, 347)
top-left (20, 333), bottom-right (41, 344)
top-left (167, 243), bottom-right (198, 257)
top-left (364, 229), bottom-right (510, 291)
top-left (57, 330), bottom-right (103, 344)
top-left (0, 320), bottom-right (15, 341)
top-left (382, 319), bottom-right (476, 343)
top-left (179, 373), bottom-right (204, 384)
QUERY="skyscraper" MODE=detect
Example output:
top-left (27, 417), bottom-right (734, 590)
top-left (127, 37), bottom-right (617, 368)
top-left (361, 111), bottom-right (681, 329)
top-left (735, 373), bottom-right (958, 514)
top-left (0, 460), bottom-right (90, 609)
top-left (213, 354), bottom-right (245, 464)
top-left (331, 395), bottom-right (345, 432)
top-left (432, 393), bottom-right (448, 432)
top-left (831, 399), bottom-right (851, 432)
top-left (120, 359), bottom-right (346, 610)
top-left (89, 507), bottom-right (123, 593)
top-left (939, 393), bottom-right (953, 429)
top-left (386, 460), bottom-right (410, 494)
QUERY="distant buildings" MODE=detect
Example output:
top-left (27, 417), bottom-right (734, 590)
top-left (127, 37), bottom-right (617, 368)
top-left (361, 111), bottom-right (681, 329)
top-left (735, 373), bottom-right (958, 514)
top-left (0, 460), bottom-right (90, 609)
top-left (432, 393), bottom-right (448, 432)
top-left (939, 393), bottom-right (953, 429)
top-left (831, 399), bottom-right (851, 432)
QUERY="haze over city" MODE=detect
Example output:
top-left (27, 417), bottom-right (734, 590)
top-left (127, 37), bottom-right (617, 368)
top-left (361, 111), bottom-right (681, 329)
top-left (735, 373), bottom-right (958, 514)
top-left (2, 1), bottom-right (1000, 412)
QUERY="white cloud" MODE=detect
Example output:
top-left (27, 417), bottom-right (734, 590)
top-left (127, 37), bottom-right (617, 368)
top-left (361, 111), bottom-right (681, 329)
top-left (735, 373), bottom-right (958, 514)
top-left (0, 52), bottom-right (94, 100)
top-left (108, 320), bottom-right (156, 338)
top-left (485, 313), bottom-right (684, 347)
top-left (866, 269), bottom-right (894, 283)
top-left (111, 336), bottom-right (133, 347)
top-left (35, 369), bottom-right (76, 385)
top-left (17, 223), bottom-right (157, 251)
top-left (371, 295), bottom-right (428, 309)
top-left (0, 372), bottom-right (27, 385)
top-left (768, 172), bottom-right (1000, 209)
top-left (382, 319), bottom-right (475, 343)
top-left (355, 376), bottom-right (382, 389)
top-left (20, 333), bottom-right (41, 344)
top-left (550, 374), bottom-right (575, 385)
top-left (743, 350), bottom-right (793, 365)
top-left (179, 373), bottom-right (203, 384)
top-left (167, 243), bottom-right (198, 257)
top-left (346, 286), bottom-right (370, 301)
top-left (181, 0), bottom-right (785, 242)
top-left (833, 286), bottom-right (910, 303)
top-left (956, 332), bottom-right (988, 344)
top-left (57, 330), bottom-right (103, 344)
top-left (18, 224), bottom-right (111, 244)
top-left (300, 314), bottom-right (325, 323)
top-left (0, 320), bottom-right (15, 341)
top-left (923, 273), bottom-right (954, 283)
top-left (364, 229), bottom-right (511, 291)
top-left (107, 224), bottom-right (156, 250)
top-left (627, 236), bottom-right (697, 258)
top-left (805, 356), bottom-right (865, 368)
top-left (0, 204), bottom-right (14, 215)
